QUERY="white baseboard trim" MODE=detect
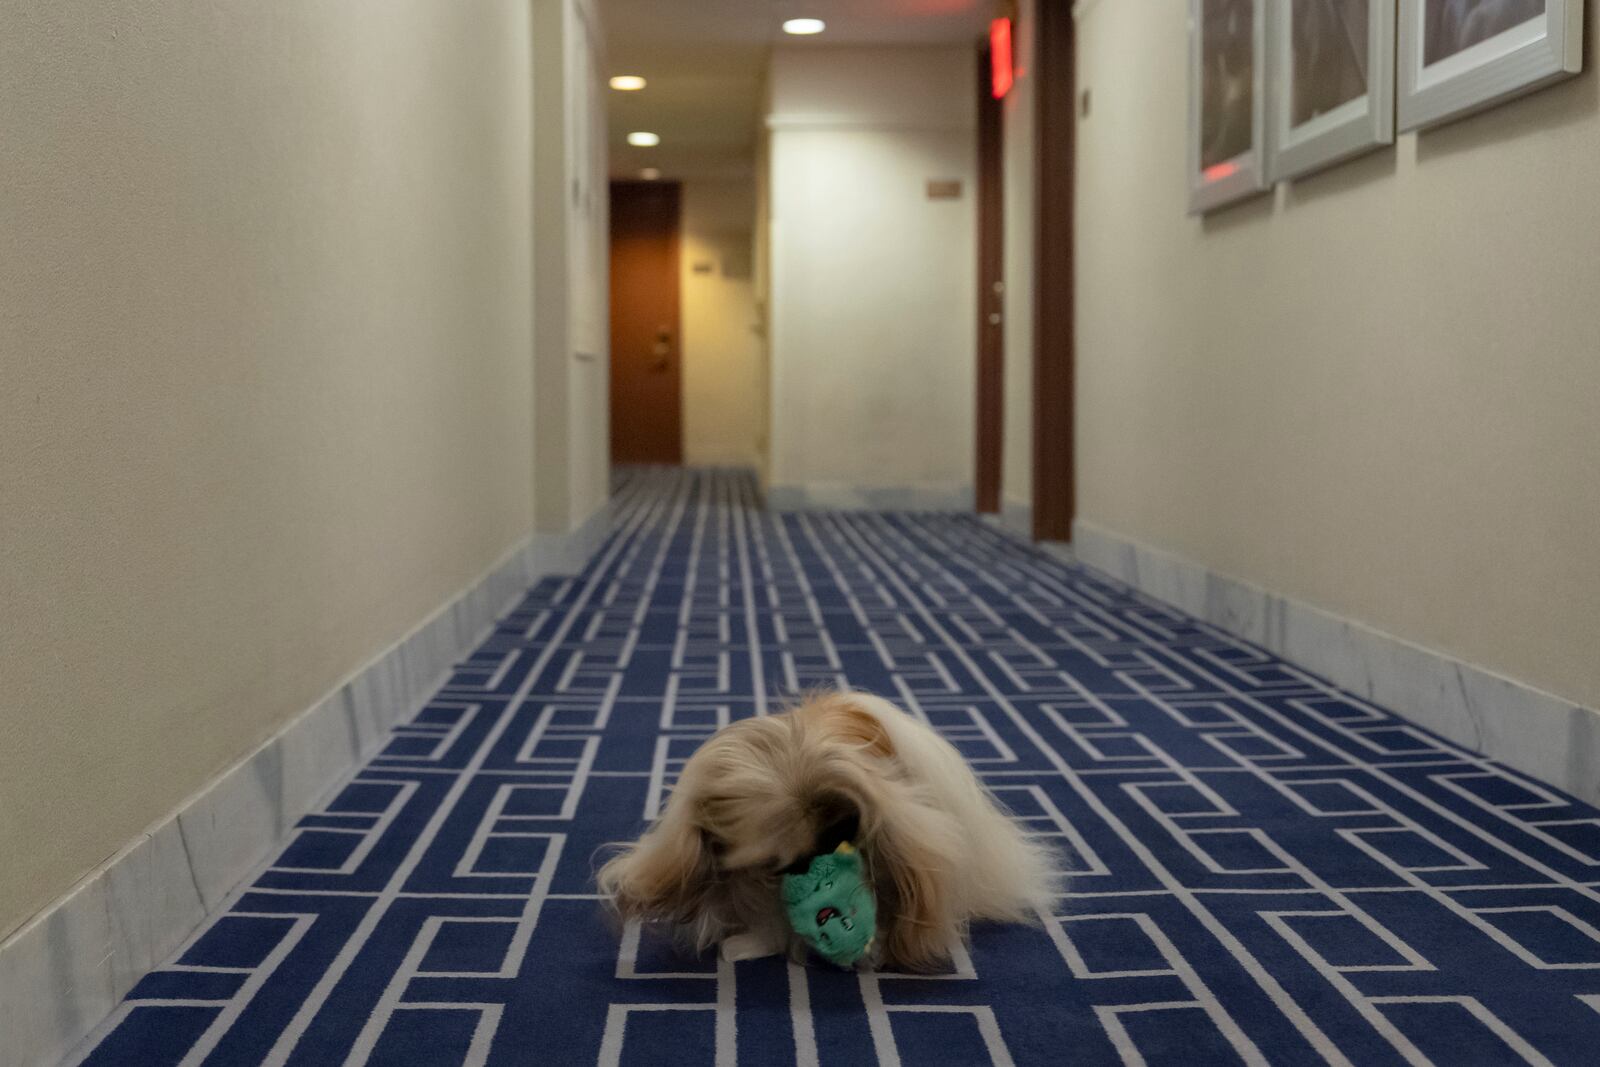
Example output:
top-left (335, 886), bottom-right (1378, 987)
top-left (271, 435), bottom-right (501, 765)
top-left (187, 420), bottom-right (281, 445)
top-left (0, 505), bottom-right (611, 1067)
top-left (766, 482), bottom-right (975, 512)
top-left (1068, 518), bottom-right (1600, 807)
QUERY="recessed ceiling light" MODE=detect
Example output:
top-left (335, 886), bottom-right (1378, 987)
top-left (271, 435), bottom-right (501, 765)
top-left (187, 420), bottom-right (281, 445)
top-left (640, 167), bottom-right (662, 181)
top-left (626, 131), bottom-right (660, 147)
top-left (609, 75), bottom-right (647, 91)
top-left (782, 18), bottom-right (826, 35)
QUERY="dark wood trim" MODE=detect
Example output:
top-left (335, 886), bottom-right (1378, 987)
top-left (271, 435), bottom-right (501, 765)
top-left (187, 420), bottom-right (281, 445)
top-left (975, 43), bottom-right (1006, 515)
top-left (1032, 0), bottom-right (1075, 542)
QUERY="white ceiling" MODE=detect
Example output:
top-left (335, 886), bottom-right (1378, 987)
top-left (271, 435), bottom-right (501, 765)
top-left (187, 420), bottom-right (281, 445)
top-left (598, 0), bottom-right (993, 181)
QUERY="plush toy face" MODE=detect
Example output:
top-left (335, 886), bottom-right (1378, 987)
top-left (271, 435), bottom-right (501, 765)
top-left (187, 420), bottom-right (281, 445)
top-left (781, 846), bottom-right (877, 967)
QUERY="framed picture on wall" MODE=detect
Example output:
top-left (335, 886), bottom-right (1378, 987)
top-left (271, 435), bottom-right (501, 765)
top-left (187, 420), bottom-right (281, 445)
top-left (1189, 0), bottom-right (1269, 213)
top-left (1398, 0), bottom-right (1583, 131)
top-left (1267, 0), bottom-right (1396, 182)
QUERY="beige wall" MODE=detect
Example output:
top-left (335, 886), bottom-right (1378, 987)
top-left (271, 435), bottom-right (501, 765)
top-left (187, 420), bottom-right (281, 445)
top-left (0, 0), bottom-right (538, 941)
top-left (533, 0), bottom-right (611, 534)
top-left (1074, 3), bottom-right (1600, 711)
top-left (1001, 0), bottom-right (1038, 518)
top-left (754, 120), bottom-right (775, 485)
top-left (767, 47), bottom-right (978, 499)
top-left (682, 180), bottom-right (763, 469)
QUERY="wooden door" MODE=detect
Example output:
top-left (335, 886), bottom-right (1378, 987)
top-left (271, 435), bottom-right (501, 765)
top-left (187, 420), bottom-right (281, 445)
top-left (1033, 0), bottom-right (1075, 542)
top-left (975, 43), bottom-right (1006, 515)
top-left (610, 180), bottom-right (683, 464)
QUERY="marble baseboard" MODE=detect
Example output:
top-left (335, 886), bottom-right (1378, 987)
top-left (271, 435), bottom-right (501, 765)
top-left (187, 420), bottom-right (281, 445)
top-left (0, 505), bottom-right (611, 1067)
top-left (766, 482), bottom-right (975, 512)
top-left (981, 503), bottom-right (1034, 540)
top-left (1000, 500), bottom-right (1033, 539)
top-left (1068, 518), bottom-right (1600, 807)
top-left (684, 446), bottom-right (761, 469)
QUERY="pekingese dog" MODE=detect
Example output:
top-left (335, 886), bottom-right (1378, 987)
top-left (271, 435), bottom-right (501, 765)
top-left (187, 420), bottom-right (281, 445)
top-left (597, 691), bottom-right (1061, 970)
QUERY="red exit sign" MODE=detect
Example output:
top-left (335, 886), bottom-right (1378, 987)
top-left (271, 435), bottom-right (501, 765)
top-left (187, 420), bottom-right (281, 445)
top-left (990, 17), bottom-right (1014, 99)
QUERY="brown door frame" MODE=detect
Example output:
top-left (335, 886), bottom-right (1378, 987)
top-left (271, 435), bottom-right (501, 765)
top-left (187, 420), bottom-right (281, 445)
top-left (609, 179), bottom-right (684, 465)
top-left (975, 43), bottom-right (1006, 515)
top-left (1032, 0), bottom-right (1075, 542)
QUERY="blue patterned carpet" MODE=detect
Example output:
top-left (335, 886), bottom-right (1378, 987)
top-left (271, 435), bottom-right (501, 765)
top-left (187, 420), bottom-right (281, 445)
top-left (74, 468), bottom-right (1600, 1065)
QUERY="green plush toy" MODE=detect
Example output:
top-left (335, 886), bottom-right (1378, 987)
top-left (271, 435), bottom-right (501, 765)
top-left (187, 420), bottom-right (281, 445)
top-left (781, 842), bottom-right (877, 968)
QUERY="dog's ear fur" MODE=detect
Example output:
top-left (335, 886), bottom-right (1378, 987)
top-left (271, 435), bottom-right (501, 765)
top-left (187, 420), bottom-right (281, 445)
top-left (597, 795), bottom-right (716, 925)
top-left (856, 782), bottom-right (963, 971)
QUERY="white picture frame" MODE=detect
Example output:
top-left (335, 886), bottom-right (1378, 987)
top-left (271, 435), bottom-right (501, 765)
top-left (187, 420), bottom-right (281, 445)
top-left (1398, 0), bottom-right (1583, 132)
top-left (1267, 1), bottom-right (1396, 183)
top-left (1189, 0), bottom-right (1269, 214)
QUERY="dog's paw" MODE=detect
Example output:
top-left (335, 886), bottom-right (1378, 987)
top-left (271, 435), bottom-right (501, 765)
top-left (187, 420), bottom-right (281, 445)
top-left (719, 933), bottom-right (781, 962)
